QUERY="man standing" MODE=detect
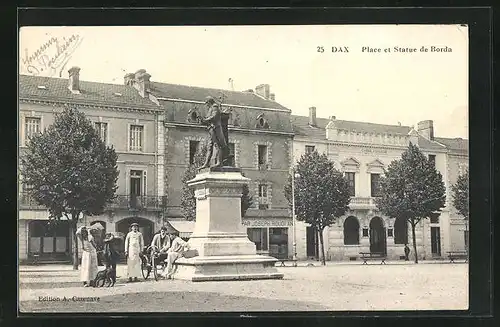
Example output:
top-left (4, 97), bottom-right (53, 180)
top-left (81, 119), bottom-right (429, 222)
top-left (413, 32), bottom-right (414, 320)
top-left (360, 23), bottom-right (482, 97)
top-left (200, 96), bottom-right (229, 169)
top-left (161, 230), bottom-right (190, 279)
top-left (125, 223), bottom-right (144, 282)
top-left (404, 244), bottom-right (411, 261)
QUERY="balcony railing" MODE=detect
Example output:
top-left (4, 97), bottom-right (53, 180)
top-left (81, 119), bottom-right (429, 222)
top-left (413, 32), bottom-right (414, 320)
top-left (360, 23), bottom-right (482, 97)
top-left (19, 193), bottom-right (166, 211)
top-left (348, 197), bottom-right (378, 210)
top-left (108, 195), bottom-right (166, 211)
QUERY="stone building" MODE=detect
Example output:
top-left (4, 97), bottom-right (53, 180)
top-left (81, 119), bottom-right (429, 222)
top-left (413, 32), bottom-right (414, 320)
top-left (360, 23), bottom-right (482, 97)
top-left (19, 68), bottom-right (164, 263)
top-left (291, 108), bottom-right (468, 261)
top-left (18, 69), bottom-right (295, 262)
top-left (141, 78), bottom-right (295, 259)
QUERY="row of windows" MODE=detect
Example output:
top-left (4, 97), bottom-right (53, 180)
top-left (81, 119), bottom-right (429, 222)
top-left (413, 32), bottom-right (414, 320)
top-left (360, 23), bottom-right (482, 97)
top-left (23, 118), bottom-right (145, 152)
top-left (344, 172), bottom-right (381, 197)
top-left (343, 216), bottom-right (409, 245)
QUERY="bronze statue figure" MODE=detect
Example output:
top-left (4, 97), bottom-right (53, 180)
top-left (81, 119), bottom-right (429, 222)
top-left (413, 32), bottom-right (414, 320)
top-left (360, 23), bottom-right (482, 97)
top-left (199, 96), bottom-right (231, 169)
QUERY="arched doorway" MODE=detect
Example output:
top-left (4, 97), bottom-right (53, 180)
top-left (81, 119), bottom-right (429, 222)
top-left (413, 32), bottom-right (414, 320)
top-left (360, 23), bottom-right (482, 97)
top-left (394, 217), bottom-right (408, 245)
top-left (343, 216), bottom-right (360, 245)
top-left (116, 217), bottom-right (154, 247)
top-left (369, 216), bottom-right (386, 254)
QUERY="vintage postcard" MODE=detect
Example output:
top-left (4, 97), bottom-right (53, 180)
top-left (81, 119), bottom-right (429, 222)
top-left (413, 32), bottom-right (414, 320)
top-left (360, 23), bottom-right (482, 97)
top-left (18, 24), bottom-right (468, 313)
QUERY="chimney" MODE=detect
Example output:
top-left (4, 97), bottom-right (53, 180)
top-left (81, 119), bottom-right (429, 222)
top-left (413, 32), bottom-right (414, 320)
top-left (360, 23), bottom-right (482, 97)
top-left (269, 93), bottom-right (275, 101)
top-left (124, 73), bottom-right (135, 86)
top-left (255, 84), bottom-right (270, 99)
top-left (133, 69), bottom-right (151, 98)
top-left (417, 120), bottom-right (434, 140)
top-left (309, 107), bottom-right (317, 126)
top-left (68, 66), bottom-right (81, 94)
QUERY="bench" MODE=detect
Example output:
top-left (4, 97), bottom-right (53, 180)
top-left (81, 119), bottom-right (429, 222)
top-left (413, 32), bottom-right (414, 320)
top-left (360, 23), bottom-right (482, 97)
top-left (276, 258), bottom-right (298, 267)
top-left (359, 252), bottom-right (387, 265)
top-left (447, 251), bottom-right (468, 263)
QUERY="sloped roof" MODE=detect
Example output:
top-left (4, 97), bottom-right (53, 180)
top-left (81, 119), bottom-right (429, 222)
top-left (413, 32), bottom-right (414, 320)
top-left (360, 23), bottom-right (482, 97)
top-left (150, 82), bottom-right (289, 111)
top-left (19, 75), bottom-right (160, 109)
top-left (417, 136), bottom-right (447, 151)
top-left (291, 115), bottom-right (412, 138)
top-left (435, 137), bottom-right (468, 153)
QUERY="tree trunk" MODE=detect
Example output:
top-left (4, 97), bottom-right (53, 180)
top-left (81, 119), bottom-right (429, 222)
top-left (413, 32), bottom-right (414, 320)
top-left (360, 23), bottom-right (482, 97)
top-left (318, 227), bottom-right (326, 266)
top-left (411, 221), bottom-right (418, 264)
top-left (71, 218), bottom-right (79, 270)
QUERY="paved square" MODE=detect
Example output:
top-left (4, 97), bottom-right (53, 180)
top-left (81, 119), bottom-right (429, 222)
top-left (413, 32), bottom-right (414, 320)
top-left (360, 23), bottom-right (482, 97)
top-left (19, 261), bottom-right (468, 312)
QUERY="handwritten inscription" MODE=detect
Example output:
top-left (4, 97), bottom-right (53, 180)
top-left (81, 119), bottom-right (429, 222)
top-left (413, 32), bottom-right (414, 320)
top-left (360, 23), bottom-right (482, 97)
top-left (22, 34), bottom-right (83, 77)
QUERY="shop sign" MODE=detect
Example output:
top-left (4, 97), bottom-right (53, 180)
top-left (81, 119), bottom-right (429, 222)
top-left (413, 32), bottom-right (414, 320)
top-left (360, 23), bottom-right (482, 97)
top-left (242, 219), bottom-right (293, 227)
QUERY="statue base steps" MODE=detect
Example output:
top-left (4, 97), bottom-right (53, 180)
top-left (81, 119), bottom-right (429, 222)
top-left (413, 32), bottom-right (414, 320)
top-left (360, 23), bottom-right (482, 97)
top-left (174, 255), bottom-right (284, 282)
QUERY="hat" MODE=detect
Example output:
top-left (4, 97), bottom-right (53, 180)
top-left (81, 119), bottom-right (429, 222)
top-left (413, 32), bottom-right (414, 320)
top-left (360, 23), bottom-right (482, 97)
top-left (205, 96), bottom-right (216, 104)
top-left (104, 233), bottom-right (115, 243)
top-left (130, 222), bottom-right (139, 227)
top-left (163, 221), bottom-right (179, 235)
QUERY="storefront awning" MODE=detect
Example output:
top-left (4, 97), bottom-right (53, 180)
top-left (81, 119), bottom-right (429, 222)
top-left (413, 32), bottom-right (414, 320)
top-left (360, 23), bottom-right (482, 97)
top-left (168, 221), bottom-right (195, 238)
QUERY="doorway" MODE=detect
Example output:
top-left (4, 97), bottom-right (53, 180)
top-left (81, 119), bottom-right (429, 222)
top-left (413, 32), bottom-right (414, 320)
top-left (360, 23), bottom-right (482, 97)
top-left (28, 220), bottom-right (70, 261)
top-left (130, 170), bottom-right (143, 209)
top-left (369, 217), bottom-right (387, 254)
top-left (431, 227), bottom-right (441, 256)
top-left (306, 226), bottom-right (318, 259)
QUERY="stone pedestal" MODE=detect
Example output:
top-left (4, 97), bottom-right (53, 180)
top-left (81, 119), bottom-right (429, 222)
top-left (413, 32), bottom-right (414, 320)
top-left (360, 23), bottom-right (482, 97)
top-left (173, 167), bottom-right (284, 282)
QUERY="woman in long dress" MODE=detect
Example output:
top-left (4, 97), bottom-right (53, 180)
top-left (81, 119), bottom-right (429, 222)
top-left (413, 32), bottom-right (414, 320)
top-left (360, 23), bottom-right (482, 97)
top-left (76, 226), bottom-right (98, 287)
top-left (125, 223), bottom-right (144, 282)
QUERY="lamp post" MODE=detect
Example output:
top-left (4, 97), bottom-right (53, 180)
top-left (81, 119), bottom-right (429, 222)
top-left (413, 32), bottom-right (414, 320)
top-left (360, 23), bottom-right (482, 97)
top-left (291, 170), bottom-right (300, 267)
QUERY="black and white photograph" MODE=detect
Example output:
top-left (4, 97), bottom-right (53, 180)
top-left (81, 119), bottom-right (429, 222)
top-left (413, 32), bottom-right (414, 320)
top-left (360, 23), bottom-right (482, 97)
top-left (18, 23), bottom-right (469, 313)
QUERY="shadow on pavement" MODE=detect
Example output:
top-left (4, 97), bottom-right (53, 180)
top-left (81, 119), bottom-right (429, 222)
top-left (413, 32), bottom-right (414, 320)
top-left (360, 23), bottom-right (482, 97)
top-left (20, 290), bottom-right (330, 312)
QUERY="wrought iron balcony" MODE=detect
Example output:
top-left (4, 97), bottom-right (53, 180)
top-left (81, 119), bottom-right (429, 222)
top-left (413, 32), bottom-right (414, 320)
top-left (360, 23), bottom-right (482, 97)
top-left (348, 197), bottom-right (378, 210)
top-left (108, 195), bottom-right (166, 211)
top-left (19, 193), bottom-right (166, 211)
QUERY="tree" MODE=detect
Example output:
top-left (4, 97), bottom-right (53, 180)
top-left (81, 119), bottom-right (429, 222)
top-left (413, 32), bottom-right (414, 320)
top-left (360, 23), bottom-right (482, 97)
top-left (452, 169), bottom-right (469, 220)
top-left (374, 142), bottom-right (446, 263)
top-left (284, 151), bottom-right (351, 265)
top-left (180, 141), bottom-right (253, 221)
top-left (20, 105), bottom-right (119, 270)
top-left (181, 143), bottom-right (208, 221)
top-left (452, 169), bottom-right (469, 251)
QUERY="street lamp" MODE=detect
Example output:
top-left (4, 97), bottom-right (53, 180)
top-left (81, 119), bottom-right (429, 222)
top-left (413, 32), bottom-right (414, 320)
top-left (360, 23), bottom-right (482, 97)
top-left (291, 170), bottom-right (300, 267)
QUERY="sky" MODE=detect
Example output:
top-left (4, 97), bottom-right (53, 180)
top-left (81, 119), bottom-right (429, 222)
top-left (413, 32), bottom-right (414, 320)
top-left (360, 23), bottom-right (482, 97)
top-left (19, 25), bottom-right (468, 138)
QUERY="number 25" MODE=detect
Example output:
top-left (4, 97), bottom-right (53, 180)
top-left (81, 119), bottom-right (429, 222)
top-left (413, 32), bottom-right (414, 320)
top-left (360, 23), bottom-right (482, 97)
top-left (317, 46), bottom-right (324, 53)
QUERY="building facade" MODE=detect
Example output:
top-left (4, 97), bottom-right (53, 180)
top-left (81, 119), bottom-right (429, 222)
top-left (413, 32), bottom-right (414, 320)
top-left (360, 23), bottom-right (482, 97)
top-left (144, 78), bottom-right (295, 259)
top-left (19, 69), bottom-right (165, 263)
top-left (290, 108), bottom-right (468, 261)
top-left (18, 70), bottom-right (296, 262)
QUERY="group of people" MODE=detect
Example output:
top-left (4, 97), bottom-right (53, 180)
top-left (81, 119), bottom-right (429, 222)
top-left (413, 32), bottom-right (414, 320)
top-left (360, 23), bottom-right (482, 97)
top-left (76, 222), bottom-right (189, 286)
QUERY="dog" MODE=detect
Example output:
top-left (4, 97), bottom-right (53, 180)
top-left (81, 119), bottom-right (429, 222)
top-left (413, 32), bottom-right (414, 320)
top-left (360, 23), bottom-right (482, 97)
top-left (92, 265), bottom-right (116, 287)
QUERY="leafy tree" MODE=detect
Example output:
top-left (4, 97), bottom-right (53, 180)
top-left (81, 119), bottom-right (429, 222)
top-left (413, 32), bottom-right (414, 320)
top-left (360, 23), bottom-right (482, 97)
top-left (240, 174), bottom-right (253, 218)
top-left (284, 151), bottom-right (351, 265)
top-left (452, 169), bottom-right (469, 252)
top-left (374, 142), bottom-right (446, 263)
top-left (20, 105), bottom-right (119, 270)
top-left (181, 142), bottom-right (208, 221)
top-left (452, 169), bottom-right (469, 220)
top-left (180, 141), bottom-right (253, 221)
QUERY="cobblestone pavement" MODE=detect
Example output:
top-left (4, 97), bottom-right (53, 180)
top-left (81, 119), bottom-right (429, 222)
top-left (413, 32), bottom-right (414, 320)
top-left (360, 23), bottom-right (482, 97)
top-left (19, 261), bottom-right (468, 312)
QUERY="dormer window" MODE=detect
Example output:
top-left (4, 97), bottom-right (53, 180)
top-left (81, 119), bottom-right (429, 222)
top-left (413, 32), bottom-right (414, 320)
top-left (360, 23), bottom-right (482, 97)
top-left (255, 114), bottom-right (269, 129)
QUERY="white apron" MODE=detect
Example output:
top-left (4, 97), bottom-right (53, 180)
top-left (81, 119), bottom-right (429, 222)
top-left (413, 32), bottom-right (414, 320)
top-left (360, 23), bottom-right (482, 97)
top-left (125, 231), bottom-right (144, 278)
top-left (80, 234), bottom-right (98, 283)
